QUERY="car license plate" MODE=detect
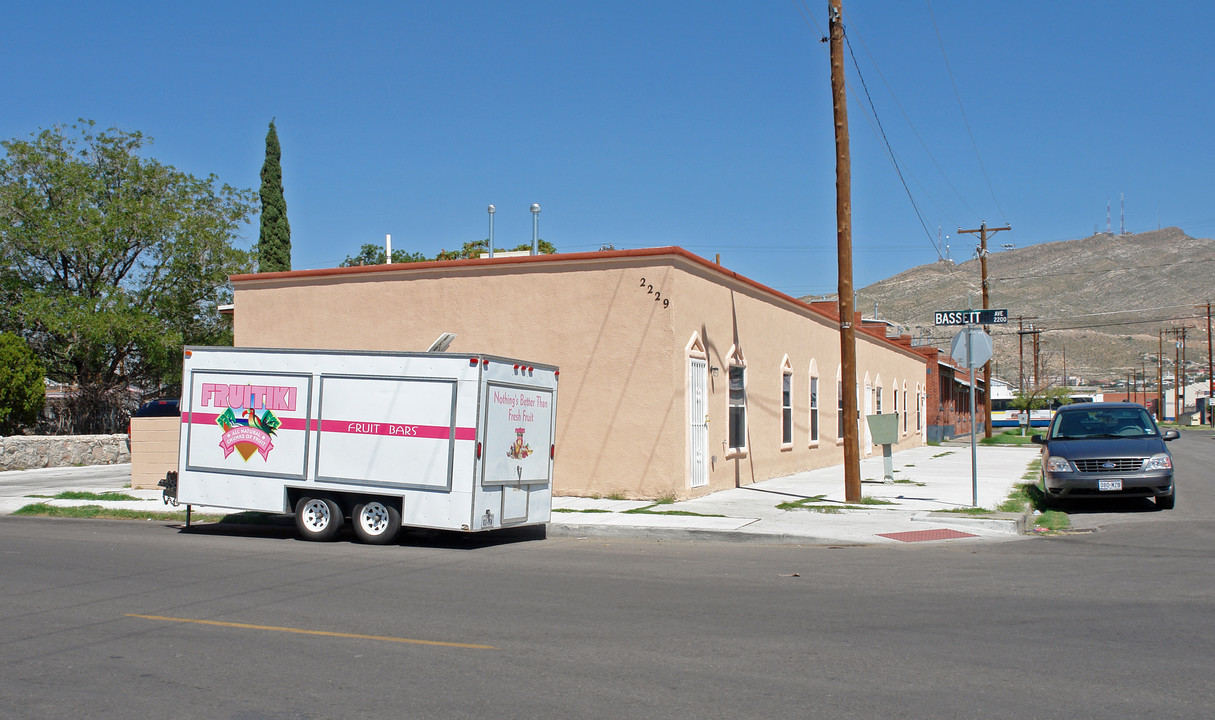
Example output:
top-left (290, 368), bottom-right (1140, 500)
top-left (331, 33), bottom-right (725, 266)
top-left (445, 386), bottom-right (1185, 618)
top-left (1098, 479), bottom-right (1123, 491)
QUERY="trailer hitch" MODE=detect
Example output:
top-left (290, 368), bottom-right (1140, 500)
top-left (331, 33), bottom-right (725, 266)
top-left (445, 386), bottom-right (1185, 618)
top-left (159, 471), bottom-right (179, 507)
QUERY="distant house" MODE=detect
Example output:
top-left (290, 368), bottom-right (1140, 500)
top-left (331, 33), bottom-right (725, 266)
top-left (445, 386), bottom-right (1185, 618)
top-left (229, 247), bottom-right (927, 499)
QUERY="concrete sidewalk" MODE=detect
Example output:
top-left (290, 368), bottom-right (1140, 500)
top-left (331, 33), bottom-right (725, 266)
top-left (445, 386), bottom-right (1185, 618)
top-left (549, 444), bottom-right (1041, 545)
top-left (0, 444), bottom-right (1041, 546)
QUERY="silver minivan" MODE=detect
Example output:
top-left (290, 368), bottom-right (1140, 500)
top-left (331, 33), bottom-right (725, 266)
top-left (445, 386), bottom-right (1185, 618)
top-left (1031, 402), bottom-right (1179, 509)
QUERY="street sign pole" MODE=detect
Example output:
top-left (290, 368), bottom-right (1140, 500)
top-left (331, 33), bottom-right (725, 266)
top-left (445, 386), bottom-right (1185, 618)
top-left (940, 307), bottom-right (1003, 507)
top-left (968, 318), bottom-right (978, 507)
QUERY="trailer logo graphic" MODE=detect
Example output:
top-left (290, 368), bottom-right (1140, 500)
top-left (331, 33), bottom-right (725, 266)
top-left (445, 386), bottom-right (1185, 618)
top-left (215, 406), bottom-right (281, 462)
top-left (507, 427), bottom-right (533, 459)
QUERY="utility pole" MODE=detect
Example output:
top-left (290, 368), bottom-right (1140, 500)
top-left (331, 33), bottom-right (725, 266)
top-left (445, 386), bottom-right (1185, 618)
top-left (958, 222), bottom-right (1011, 438)
top-left (1019, 318), bottom-right (1025, 392)
top-left (1017, 317), bottom-right (1038, 394)
top-left (1061, 344), bottom-right (1067, 390)
top-left (1157, 330), bottom-right (1164, 420)
top-left (1207, 302), bottom-right (1213, 426)
top-left (1169, 328), bottom-right (1182, 420)
top-left (1032, 329), bottom-right (1041, 389)
top-left (1181, 327), bottom-right (1187, 415)
top-left (1143, 356), bottom-right (1148, 410)
top-left (829, 0), bottom-right (860, 502)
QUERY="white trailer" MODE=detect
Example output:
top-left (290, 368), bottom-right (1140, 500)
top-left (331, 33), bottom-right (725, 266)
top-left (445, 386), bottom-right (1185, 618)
top-left (163, 346), bottom-right (558, 543)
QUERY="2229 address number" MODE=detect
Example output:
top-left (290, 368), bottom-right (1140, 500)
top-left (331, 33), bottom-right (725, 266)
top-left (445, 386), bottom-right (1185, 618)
top-left (639, 278), bottom-right (671, 308)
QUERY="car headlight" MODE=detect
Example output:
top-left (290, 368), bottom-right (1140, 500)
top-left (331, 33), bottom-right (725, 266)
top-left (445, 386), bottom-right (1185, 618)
top-left (1045, 456), bottom-right (1073, 473)
top-left (1143, 453), bottom-right (1172, 471)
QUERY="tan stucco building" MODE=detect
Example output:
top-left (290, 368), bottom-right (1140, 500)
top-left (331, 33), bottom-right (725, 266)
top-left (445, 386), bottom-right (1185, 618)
top-left (230, 247), bottom-right (927, 499)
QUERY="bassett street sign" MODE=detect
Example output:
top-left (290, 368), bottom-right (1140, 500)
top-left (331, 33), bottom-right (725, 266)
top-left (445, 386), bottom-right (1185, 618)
top-left (934, 309), bottom-right (1009, 326)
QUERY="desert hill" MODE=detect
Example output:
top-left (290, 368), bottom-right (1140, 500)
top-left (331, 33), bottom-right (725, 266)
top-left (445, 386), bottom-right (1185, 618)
top-left (804, 227), bottom-right (1214, 387)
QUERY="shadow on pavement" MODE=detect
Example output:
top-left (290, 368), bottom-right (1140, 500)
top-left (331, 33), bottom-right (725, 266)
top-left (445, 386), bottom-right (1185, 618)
top-left (175, 513), bottom-right (548, 549)
top-left (1048, 497), bottom-right (1160, 515)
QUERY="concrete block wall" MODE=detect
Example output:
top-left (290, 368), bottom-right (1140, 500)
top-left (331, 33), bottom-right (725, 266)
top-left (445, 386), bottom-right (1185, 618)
top-left (0, 434), bottom-right (131, 471)
top-left (129, 417), bottom-right (180, 489)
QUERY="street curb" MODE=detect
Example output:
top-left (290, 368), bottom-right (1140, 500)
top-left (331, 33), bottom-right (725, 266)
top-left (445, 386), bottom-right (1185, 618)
top-left (546, 523), bottom-right (865, 546)
top-left (912, 510), bottom-right (1027, 534)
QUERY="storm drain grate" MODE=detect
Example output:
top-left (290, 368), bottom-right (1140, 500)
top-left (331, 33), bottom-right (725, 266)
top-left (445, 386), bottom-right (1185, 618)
top-left (877, 528), bottom-right (978, 543)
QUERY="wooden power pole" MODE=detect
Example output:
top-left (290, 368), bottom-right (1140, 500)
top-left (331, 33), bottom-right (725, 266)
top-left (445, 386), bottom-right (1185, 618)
top-left (829, 0), bottom-right (860, 502)
top-left (1207, 302), bottom-right (1213, 425)
top-left (958, 222), bottom-right (1010, 438)
top-left (1158, 329), bottom-right (1164, 420)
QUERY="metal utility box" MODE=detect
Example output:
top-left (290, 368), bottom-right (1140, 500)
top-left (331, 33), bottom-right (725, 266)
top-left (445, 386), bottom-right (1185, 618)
top-left (866, 413), bottom-right (899, 445)
top-left (866, 413), bottom-right (899, 483)
top-left (165, 346), bottom-right (558, 543)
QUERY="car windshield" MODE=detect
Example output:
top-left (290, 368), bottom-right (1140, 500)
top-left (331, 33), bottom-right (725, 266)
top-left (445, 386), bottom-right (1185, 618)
top-left (1049, 408), bottom-right (1157, 439)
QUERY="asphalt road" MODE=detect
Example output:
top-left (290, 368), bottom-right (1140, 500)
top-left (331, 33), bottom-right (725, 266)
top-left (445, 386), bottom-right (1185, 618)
top-left (1, 434), bottom-right (1212, 719)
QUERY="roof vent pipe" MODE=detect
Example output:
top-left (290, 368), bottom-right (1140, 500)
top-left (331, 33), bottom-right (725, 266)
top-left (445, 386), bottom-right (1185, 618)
top-left (530, 203), bottom-right (541, 255)
top-left (487, 205), bottom-right (495, 258)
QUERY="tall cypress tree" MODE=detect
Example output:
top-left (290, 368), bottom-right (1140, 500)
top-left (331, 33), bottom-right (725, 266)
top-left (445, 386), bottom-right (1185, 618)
top-left (258, 119), bottom-right (291, 272)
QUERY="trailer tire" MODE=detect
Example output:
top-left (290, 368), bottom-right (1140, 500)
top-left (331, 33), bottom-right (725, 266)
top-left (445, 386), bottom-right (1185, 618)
top-left (351, 499), bottom-right (401, 544)
top-left (295, 496), bottom-right (343, 541)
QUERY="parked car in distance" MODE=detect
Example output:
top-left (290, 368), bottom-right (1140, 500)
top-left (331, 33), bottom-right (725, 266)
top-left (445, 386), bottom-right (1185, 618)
top-left (1031, 402), bottom-right (1179, 509)
top-left (132, 398), bottom-right (180, 418)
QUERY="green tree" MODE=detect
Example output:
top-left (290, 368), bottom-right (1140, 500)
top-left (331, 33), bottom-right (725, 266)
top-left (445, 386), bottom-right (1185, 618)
top-left (0, 120), bottom-right (256, 432)
top-left (339, 244), bottom-right (430, 267)
top-left (340, 238), bottom-right (557, 267)
top-left (0, 332), bottom-right (45, 436)
top-left (1011, 384), bottom-right (1073, 436)
top-left (435, 238), bottom-right (557, 260)
top-left (257, 119), bottom-right (291, 272)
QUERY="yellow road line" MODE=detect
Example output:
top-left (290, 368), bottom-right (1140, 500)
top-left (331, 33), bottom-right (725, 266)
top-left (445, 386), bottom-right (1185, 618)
top-left (126, 614), bottom-right (497, 650)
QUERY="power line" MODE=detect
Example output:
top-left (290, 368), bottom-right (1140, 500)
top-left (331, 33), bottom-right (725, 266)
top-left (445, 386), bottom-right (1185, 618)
top-left (991, 256), bottom-right (1215, 281)
top-left (791, 0), bottom-right (946, 262)
top-left (840, 7), bottom-right (979, 224)
top-left (925, 0), bottom-right (1008, 225)
top-left (790, 0), bottom-right (826, 37)
top-left (843, 34), bottom-right (942, 259)
top-left (1028, 303), bottom-right (1201, 321)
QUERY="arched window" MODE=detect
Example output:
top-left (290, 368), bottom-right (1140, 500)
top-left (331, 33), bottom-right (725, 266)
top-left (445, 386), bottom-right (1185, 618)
top-left (780, 355), bottom-right (794, 448)
top-left (808, 359), bottom-right (820, 446)
top-left (902, 380), bottom-right (908, 434)
top-left (836, 365), bottom-right (844, 443)
top-left (727, 345), bottom-right (747, 454)
top-left (916, 384), bottom-right (924, 432)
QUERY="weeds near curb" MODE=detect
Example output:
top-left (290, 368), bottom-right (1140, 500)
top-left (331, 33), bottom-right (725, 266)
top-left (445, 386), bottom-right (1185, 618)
top-left (623, 505), bottom-right (725, 518)
top-left (11, 504), bottom-right (272, 524)
top-left (28, 491), bottom-right (141, 502)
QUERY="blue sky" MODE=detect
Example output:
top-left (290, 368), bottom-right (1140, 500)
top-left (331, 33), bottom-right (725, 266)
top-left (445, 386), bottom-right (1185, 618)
top-left (4, 1), bottom-right (1213, 299)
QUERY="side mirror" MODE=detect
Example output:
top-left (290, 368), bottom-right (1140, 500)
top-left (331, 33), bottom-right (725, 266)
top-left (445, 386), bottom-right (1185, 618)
top-left (1030, 434), bottom-right (1045, 445)
top-left (1162, 430), bottom-right (1180, 441)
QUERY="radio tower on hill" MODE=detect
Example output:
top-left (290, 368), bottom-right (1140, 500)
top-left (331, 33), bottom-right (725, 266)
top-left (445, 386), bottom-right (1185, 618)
top-left (1106, 196), bottom-right (1111, 234)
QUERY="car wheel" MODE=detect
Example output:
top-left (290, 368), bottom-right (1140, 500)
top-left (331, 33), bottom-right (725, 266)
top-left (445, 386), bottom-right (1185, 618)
top-left (295, 496), bottom-right (343, 541)
top-left (1156, 490), bottom-right (1175, 510)
top-left (351, 499), bottom-right (402, 544)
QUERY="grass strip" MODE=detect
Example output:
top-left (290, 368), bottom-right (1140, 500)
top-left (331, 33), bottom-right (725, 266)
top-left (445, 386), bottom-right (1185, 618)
top-left (12, 503), bottom-right (276, 525)
top-left (979, 429), bottom-right (1038, 446)
top-left (776, 496), bottom-right (876, 513)
top-left (29, 491), bottom-right (143, 502)
top-left (622, 505), bottom-right (725, 518)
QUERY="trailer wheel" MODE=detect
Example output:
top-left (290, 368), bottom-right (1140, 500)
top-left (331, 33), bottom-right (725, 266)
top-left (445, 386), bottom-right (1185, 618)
top-left (351, 499), bottom-right (401, 544)
top-left (295, 496), bottom-right (343, 541)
